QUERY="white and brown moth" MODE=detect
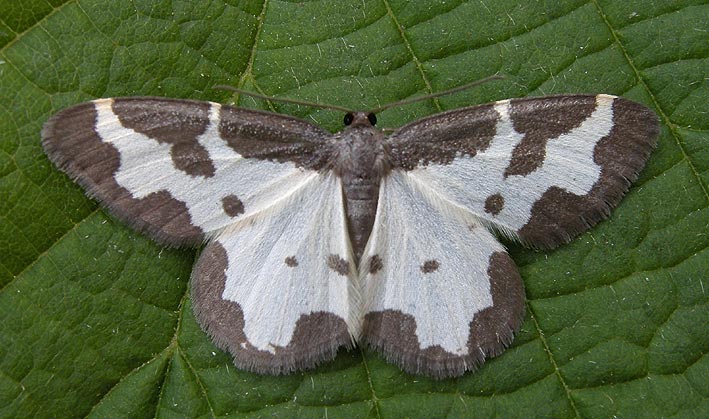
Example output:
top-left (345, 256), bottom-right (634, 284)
top-left (41, 84), bottom-right (658, 379)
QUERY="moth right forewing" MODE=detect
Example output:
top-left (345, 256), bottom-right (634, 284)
top-left (385, 95), bottom-right (658, 249)
top-left (386, 102), bottom-right (501, 170)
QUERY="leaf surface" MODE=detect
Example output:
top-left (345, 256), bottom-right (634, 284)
top-left (1, 0), bottom-right (707, 418)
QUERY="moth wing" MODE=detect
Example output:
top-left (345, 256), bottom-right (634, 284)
top-left (360, 171), bottom-right (525, 378)
top-left (42, 97), bottom-right (331, 246)
top-left (192, 172), bottom-right (359, 374)
top-left (387, 95), bottom-right (659, 248)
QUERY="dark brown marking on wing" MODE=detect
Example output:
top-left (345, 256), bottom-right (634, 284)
top-left (388, 103), bottom-right (499, 170)
top-left (484, 193), bottom-right (504, 215)
top-left (191, 241), bottom-right (351, 375)
top-left (112, 98), bottom-right (216, 178)
top-left (466, 252), bottom-right (525, 361)
top-left (368, 255), bottom-right (383, 274)
top-left (327, 254), bottom-right (350, 276)
top-left (41, 101), bottom-right (204, 247)
top-left (363, 311), bottom-right (452, 376)
top-left (518, 97), bottom-right (659, 248)
top-left (505, 96), bottom-right (597, 177)
top-left (221, 194), bottom-right (245, 217)
top-left (361, 251), bottom-right (524, 379)
top-left (218, 106), bottom-right (331, 170)
top-left (285, 256), bottom-right (298, 267)
top-left (421, 260), bottom-right (440, 273)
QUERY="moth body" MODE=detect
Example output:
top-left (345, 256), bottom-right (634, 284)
top-left (330, 112), bottom-right (391, 261)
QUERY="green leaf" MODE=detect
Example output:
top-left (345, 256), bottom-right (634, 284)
top-left (1, 0), bottom-right (707, 418)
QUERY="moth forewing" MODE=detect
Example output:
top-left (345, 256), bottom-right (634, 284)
top-left (387, 95), bottom-right (658, 248)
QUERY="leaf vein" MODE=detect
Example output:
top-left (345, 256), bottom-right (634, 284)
top-left (590, 0), bottom-right (709, 202)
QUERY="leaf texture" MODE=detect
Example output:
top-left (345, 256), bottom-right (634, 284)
top-left (0, 0), bottom-right (707, 418)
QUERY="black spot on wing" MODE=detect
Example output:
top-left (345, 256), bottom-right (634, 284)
top-left (421, 259), bottom-right (440, 274)
top-left (484, 193), bottom-right (504, 215)
top-left (326, 254), bottom-right (350, 276)
top-left (368, 255), bottom-right (383, 274)
top-left (222, 194), bottom-right (245, 217)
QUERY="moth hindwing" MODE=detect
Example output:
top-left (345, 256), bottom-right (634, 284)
top-left (42, 92), bottom-right (658, 378)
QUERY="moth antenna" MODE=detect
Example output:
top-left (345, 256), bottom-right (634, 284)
top-left (368, 75), bottom-right (504, 114)
top-left (213, 85), bottom-right (354, 113)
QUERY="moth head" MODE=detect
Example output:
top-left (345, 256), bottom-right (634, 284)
top-left (343, 111), bottom-right (377, 128)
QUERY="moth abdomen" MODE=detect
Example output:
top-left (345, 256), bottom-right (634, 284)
top-left (342, 179), bottom-right (380, 262)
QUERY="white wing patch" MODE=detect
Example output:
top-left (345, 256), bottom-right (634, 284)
top-left (411, 95), bottom-right (615, 238)
top-left (94, 98), bottom-right (308, 235)
top-left (362, 171), bottom-right (510, 355)
top-left (214, 173), bottom-right (357, 352)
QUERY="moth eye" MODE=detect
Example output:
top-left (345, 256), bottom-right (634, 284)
top-left (367, 112), bottom-right (377, 126)
top-left (343, 113), bottom-right (354, 126)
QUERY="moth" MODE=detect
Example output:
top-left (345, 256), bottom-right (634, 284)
top-left (41, 82), bottom-right (659, 379)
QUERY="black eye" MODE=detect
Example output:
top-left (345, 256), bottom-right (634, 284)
top-left (367, 113), bottom-right (377, 126)
top-left (343, 113), bottom-right (354, 126)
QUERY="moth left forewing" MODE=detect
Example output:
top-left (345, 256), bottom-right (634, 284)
top-left (192, 172), bottom-right (359, 374)
top-left (42, 97), bottom-right (331, 247)
top-left (388, 94), bottom-right (659, 248)
top-left (360, 172), bottom-right (525, 379)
